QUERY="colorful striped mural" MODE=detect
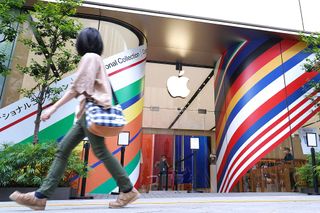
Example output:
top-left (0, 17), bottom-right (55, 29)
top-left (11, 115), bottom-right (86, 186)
top-left (214, 38), bottom-right (320, 193)
top-left (0, 45), bottom-right (146, 194)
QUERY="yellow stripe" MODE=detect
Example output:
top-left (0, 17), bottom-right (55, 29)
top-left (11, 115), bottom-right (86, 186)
top-left (123, 97), bottom-right (144, 123)
top-left (133, 199), bottom-right (320, 205)
top-left (2, 198), bottom-right (320, 208)
top-left (216, 42), bottom-right (307, 146)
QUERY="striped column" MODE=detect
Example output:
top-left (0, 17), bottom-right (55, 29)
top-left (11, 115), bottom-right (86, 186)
top-left (214, 38), bottom-right (320, 192)
top-left (85, 45), bottom-right (147, 194)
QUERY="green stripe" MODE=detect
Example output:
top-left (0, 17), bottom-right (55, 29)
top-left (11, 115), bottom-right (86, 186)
top-left (114, 78), bottom-right (144, 104)
top-left (90, 151), bottom-right (141, 194)
top-left (19, 114), bottom-right (75, 144)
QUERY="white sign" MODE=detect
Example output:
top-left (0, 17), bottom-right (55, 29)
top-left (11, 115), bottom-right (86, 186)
top-left (118, 132), bottom-right (130, 146)
top-left (298, 128), bottom-right (320, 154)
top-left (190, 137), bottom-right (200, 150)
top-left (306, 132), bottom-right (318, 147)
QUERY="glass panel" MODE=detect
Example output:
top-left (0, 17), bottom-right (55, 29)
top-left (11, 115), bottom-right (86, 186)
top-left (153, 134), bottom-right (174, 191)
top-left (140, 133), bottom-right (212, 192)
top-left (0, 33), bottom-right (16, 106)
top-left (235, 135), bottom-right (308, 193)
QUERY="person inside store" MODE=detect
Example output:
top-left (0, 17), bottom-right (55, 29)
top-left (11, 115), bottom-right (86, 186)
top-left (283, 147), bottom-right (294, 162)
top-left (155, 155), bottom-right (170, 190)
top-left (282, 147), bottom-right (296, 191)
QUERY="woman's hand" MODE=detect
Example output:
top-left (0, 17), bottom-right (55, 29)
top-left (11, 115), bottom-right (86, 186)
top-left (41, 105), bottom-right (57, 121)
top-left (40, 90), bottom-right (77, 122)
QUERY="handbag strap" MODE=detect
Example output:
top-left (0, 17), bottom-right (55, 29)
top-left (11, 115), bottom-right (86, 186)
top-left (110, 83), bottom-right (119, 105)
top-left (105, 69), bottom-right (119, 105)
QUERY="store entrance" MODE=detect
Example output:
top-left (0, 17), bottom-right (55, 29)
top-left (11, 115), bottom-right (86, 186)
top-left (139, 134), bottom-right (211, 192)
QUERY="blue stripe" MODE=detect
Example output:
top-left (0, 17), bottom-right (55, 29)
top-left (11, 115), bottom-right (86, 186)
top-left (221, 43), bottom-right (243, 71)
top-left (218, 74), bottom-right (320, 189)
top-left (215, 38), bottom-right (269, 119)
top-left (215, 43), bottom-right (242, 97)
top-left (69, 128), bottom-right (142, 182)
top-left (216, 50), bottom-right (311, 157)
top-left (225, 38), bottom-right (269, 79)
top-left (121, 92), bottom-right (143, 110)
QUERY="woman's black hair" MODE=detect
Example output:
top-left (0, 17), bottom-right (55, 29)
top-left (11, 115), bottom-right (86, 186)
top-left (76, 27), bottom-right (104, 56)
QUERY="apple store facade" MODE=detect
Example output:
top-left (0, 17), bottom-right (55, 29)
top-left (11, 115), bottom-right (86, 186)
top-left (1, 0), bottom-right (320, 194)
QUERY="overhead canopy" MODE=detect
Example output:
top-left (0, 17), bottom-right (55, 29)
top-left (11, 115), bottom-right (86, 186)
top-left (74, 1), bottom-right (300, 68)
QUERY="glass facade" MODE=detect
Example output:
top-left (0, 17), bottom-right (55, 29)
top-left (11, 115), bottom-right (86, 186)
top-left (0, 35), bottom-right (16, 106)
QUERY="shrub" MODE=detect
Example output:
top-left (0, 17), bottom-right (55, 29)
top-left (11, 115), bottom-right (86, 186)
top-left (0, 142), bottom-right (86, 187)
top-left (296, 152), bottom-right (320, 187)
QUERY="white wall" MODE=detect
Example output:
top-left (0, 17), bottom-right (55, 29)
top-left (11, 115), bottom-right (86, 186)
top-left (83, 0), bottom-right (320, 33)
top-left (143, 63), bottom-right (214, 130)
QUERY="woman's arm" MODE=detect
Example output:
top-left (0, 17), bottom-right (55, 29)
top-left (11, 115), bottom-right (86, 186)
top-left (41, 90), bottom-right (78, 121)
top-left (41, 54), bottom-right (99, 121)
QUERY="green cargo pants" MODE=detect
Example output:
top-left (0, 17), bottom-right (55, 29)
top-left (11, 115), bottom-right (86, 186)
top-left (37, 115), bottom-right (132, 197)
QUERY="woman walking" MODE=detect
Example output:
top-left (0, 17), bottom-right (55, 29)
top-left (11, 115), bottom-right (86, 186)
top-left (9, 27), bottom-right (139, 210)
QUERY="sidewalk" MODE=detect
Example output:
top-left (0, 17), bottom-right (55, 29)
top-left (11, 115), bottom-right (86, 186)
top-left (1, 192), bottom-right (320, 213)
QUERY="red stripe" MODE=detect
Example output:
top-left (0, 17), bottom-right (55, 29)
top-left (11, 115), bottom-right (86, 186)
top-left (215, 42), bottom-right (247, 100)
top-left (0, 103), bottom-right (53, 132)
top-left (108, 58), bottom-right (146, 77)
top-left (219, 93), bottom-right (316, 191)
top-left (215, 40), bottom-right (297, 143)
top-left (221, 97), bottom-right (319, 192)
top-left (217, 71), bottom-right (316, 180)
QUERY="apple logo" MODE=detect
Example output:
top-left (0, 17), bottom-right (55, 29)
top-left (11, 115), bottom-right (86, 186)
top-left (166, 70), bottom-right (190, 98)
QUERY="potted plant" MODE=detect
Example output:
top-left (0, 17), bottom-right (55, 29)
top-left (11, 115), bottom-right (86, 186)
top-left (295, 152), bottom-right (320, 193)
top-left (0, 142), bottom-right (87, 201)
